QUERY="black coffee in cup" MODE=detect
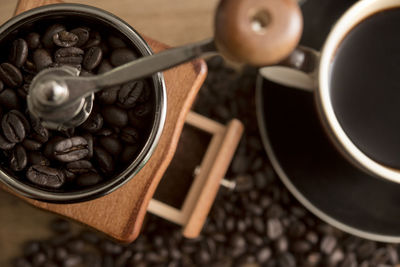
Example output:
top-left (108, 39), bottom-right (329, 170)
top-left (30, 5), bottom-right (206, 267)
top-left (330, 8), bottom-right (400, 169)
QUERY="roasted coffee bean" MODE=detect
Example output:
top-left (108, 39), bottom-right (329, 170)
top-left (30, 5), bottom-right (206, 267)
top-left (66, 239), bottom-right (85, 253)
top-left (97, 59), bottom-right (113, 74)
top-left (33, 49), bottom-right (53, 71)
top-left (99, 136), bottom-right (122, 156)
top-left (108, 35), bottom-right (126, 49)
top-left (117, 81), bottom-right (144, 108)
top-left (75, 171), bottom-right (102, 187)
top-left (120, 127), bottom-right (139, 144)
top-left (53, 30), bottom-right (78, 47)
top-left (26, 165), bottom-right (65, 188)
top-left (0, 63), bottom-right (23, 88)
top-left (9, 39), bottom-right (28, 68)
top-left (26, 32), bottom-right (40, 50)
top-left (71, 27), bottom-right (90, 47)
top-left (22, 139), bottom-right (42, 151)
top-left (30, 118), bottom-right (49, 143)
top-left (121, 145), bottom-right (138, 163)
top-left (133, 103), bottom-right (152, 117)
top-left (110, 48), bottom-right (137, 66)
top-left (81, 112), bottom-right (103, 133)
top-left (32, 252), bottom-right (47, 266)
top-left (63, 254), bottom-right (82, 267)
top-left (10, 145), bottom-right (27, 171)
top-left (100, 240), bottom-right (123, 255)
top-left (53, 137), bottom-right (89, 162)
top-left (11, 110), bottom-right (30, 133)
top-left (42, 24), bottom-right (66, 48)
top-left (102, 106), bottom-right (128, 127)
top-left (98, 86), bottom-right (119, 105)
top-left (83, 46), bottom-right (102, 70)
top-left (80, 230), bottom-right (100, 244)
top-left (94, 146), bottom-right (114, 173)
top-left (66, 160), bottom-right (93, 174)
top-left (54, 47), bottom-right (84, 64)
top-left (81, 133), bottom-right (93, 158)
top-left (23, 241), bottom-right (41, 257)
top-left (43, 136), bottom-right (63, 159)
top-left (96, 128), bottom-right (113, 137)
top-left (267, 218), bottom-right (283, 240)
top-left (81, 31), bottom-right (101, 49)
top-left (27, 152), bottom-right (50, 166)
top-left (320, 235), bottom-right (337, 255)
top-left (2, 110), bottom-right (26, 143)
top-left (0, 133), bottom-right (15, 150)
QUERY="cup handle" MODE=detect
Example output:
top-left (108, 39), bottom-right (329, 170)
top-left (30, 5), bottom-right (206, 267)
top-left (259, 46), bottom-right (320, 92)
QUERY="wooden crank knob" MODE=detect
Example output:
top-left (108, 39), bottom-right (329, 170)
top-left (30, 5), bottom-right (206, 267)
top-left (214, 0), bottom-right (303, 66)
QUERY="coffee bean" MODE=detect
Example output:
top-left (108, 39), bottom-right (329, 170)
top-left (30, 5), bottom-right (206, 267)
top-left (133, 102), bottom-right (152, 118)
top-left (54, 47), bottom-right (84, 64)
top-left (30, 118), bottom-right (49, 143)
top-left (120, 144), bottom-right (137, 161)
top-left (28, 152), bottom-right (50, 166)
top-left (110, 48), bottom-right (137, 66)
top-left (267, 218), bottom-right (283, 240)
top-left (99, 136), bottom-right (122, 156)
top-left (53, 31), bottom-right (78, 47)
top-left (292, 240), bottom-right (312, 254)
top-left (102, 106), bottom-right (128, 127)
top-left (120, 127), bottom-right (139, 144)
top-left (32, 252), bottom-right (47, 266)
top-left (63, 254), bottom-right (82, 267)
top-left (0, 63), bottom-right (23, 88)
top-left (80, 230), bottom-right (99, 244)
top-left (341, 253), bottom-right (357, 267)
top-left (357, 241), bottom-right (376, 260)
top-left (43, 136), bottom-right (63, 159)
top-left (33, 49), bottom-right (53, 71)
top-left (42, 24), bottom-right (66, 48)
top-left (81, 133), bottom-right (93, 158)
top-left (81, 112), bottom-right (103, 133)
top-left (97, 59), bottom-right (113, 74)
top-left (11, 110), bottom-right (30, 133)
top-left (98, 86), bottom-right (120, 105)
top-left (257, 247), bottom-right (271, 263)
top-left (108, 35), bottom-right (126, 49)
top-left (320, 235), bottom-right (337, 255)
top-left (53, 137), bottom-right (88, 162)
top-left (0, 133), bottom-right (15, 150)
top-left (22, 139), bottom-right (42, 151)
top-left (81, 31), bottom-right (101, 50)
top-left (66, 160), bottom-right (93, 174)
top-left (2, 110), bottom-right (26, 143)
top-left (10, 145), bottom-right (27, 171)
top-left (117, 81), bottom-right (143, 108)
top-left (94, 146), bottom-right (114, 173)
top-left (70, 27), bottom-right (90, 47)
top-left (9, 39), bottom-right (28, 68)
top-left (83, 46), bottom-right (102, 70)
top-left (100, 240), bottom-right (123, 255)
top-left (26, 165), bottom-right (65, 188)
top-left (26, 32), bottom-right (41, 50)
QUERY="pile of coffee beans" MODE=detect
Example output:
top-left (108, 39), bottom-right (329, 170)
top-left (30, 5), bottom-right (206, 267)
top-left (0, 22), bottom-right (153, 190)
top-left (11, 57), bottom-right (400, 266)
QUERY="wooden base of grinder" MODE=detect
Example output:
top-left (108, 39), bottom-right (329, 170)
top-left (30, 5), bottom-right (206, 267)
top-left (0, 0), bottom-right (207, 243)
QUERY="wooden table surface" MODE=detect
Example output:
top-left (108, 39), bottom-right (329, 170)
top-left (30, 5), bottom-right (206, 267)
top-left (0, 0), bottom-right (218, 46)
top-left (0, 0), bottom-right (217, 265)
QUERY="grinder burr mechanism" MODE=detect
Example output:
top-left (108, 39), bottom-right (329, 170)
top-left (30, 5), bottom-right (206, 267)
top-left (27, 0), bottom-right (303, 130)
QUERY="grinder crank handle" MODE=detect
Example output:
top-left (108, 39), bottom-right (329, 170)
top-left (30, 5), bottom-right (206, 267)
top-left (29, 0), bottom-right (303, 127)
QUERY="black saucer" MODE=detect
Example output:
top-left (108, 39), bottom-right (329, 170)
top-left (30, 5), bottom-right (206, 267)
top-left (256, 77), bottom-right (400, 242)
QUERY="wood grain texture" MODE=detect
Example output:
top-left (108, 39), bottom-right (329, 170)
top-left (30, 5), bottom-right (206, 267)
top-left (15, 0), bottom-right (62, 15)
top-left (1, 0), bottom-right (207, 243)
top-left (183, 119), bottom-right (244, 238)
